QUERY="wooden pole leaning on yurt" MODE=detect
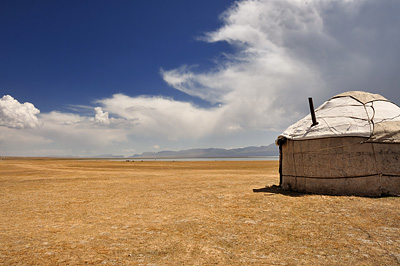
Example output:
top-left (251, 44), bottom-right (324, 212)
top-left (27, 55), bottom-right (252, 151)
top-left (308, 97), bottom-right (318, 126)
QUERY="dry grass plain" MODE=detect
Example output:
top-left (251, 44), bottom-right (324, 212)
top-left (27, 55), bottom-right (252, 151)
top-left (0, 158), bottom-right (399, 265)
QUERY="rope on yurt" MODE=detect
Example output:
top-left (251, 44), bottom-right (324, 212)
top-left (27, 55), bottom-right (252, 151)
top-left (288, 140), bottom-right (367, 155)
top-left (365, 102), bottom-right (383, 192)
top-left (292, 139), bottom-right (297, 188)
top-left (282, 173), bottom-right (384, 180)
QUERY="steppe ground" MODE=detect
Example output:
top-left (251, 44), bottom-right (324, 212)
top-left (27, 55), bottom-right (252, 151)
top-left (0, 158), bottom-right (399, 265)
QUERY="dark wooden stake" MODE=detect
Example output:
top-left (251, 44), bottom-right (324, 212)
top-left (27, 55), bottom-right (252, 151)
top-left (277, 137), bottom-right (286, 187)
top-left (308, 97), bottom-right (318, 126)
top-left (278, 140), bottom-right (283, 187)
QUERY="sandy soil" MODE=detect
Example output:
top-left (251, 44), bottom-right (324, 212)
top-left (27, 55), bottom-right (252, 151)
top-left (0, 158), bottom-right (399, 265)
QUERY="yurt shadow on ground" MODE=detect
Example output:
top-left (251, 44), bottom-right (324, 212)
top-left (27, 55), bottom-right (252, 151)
top-left (253, 185), bottom-right (305, 197)
top-left (276, 91), bottom-right (400, 197)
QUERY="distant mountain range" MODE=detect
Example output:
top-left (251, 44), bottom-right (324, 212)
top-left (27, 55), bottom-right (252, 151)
top-left (131, 144), bottom-right (278, 158)
top-left (44, 144), bottom-right (278, 158)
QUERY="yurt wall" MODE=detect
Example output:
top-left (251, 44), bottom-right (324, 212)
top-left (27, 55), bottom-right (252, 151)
top-left (280, 137), bottom-right (400, 196)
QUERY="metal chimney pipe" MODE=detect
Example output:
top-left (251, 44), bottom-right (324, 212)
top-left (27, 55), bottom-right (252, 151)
top-left (308, 97), bottom-right (318, 126)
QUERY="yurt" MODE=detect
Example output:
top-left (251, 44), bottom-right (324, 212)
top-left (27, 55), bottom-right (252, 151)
top-left (276, 91), bottom-right (400, 196)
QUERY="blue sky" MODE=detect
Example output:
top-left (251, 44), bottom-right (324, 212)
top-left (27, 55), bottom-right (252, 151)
top-left (1, 0), bottom-right (233, 112)
top-left (1, 0), bottom-right (400, 156)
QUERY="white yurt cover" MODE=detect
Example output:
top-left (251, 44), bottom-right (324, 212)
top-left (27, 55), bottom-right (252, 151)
top-left (278, 91), bottom-right (400, 143)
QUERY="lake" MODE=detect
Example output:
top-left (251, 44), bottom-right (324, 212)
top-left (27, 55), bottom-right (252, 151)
top-left (118, 156), bottom-right (279, 162)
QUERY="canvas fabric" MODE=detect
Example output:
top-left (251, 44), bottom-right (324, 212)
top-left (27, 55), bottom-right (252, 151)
top-left (332, 91), bottom-right (387, 104)
top-left (278, 91), bottom-right (400, 143)
top-left (280, 138), bottom-right (400, 196)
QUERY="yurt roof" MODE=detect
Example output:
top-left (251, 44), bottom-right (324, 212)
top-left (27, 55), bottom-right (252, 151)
top-left (278, 91), bottom-right (400, 143)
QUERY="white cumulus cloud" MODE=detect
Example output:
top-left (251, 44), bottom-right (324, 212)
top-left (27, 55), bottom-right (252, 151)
top-left (0, 97), bottom-right (131, 156)
top-left (94, 107), bottom-right (110, 125)
top-left (0, 95), bottom-right (41, 129)
top-left (97, 94), bottom-right (226, 140)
